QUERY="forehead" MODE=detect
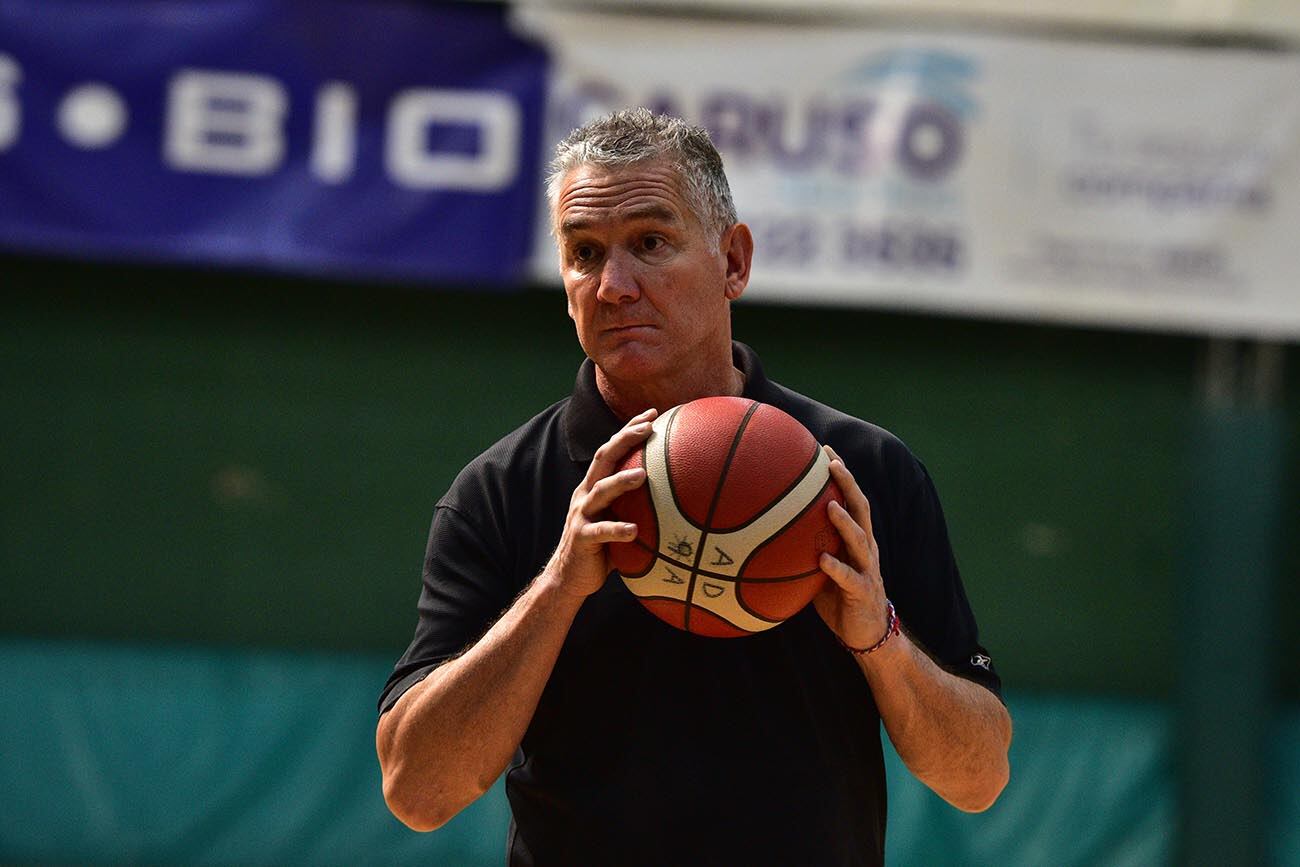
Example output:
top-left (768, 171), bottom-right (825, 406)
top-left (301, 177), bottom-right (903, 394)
top-left (553, 161), bottom-right (693, 236)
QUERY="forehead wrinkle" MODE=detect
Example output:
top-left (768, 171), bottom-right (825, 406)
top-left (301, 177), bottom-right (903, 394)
top-left (559, 181), bottom-right (682, 212)
top-left (560, 203), bottom-right (682, 237)
top-left (555, 166), bottom-right (690, 235)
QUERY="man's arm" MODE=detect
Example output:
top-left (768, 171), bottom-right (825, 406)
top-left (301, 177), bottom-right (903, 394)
top-left (376, 410), bottom-right (657, 831)
top-left (815, 446), bottom-right (1012, 813)
top-left (852, 627), bottom-right (1011, 812)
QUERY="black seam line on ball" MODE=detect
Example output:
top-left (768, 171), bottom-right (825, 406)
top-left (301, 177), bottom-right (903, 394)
top-left (639, 433), bottom-right (659, 567)
top-left (662, 405), bottom-right (704, 532)
top-left (707, 439), bottom-right (822, 535)
top-left (631, 593), bottom-right (783, 625)
top-left (734, 474), bottom-right (835, 584)
top-left (683, 399), bottom-right (760, 633)
top-left (611, 432), bottom-right (662, 581)
top-left (620, 538), bottom-right (826, 585)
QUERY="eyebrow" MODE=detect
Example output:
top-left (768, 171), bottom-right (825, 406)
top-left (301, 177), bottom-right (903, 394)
top-left (559, 204), bottom-right (682, 235)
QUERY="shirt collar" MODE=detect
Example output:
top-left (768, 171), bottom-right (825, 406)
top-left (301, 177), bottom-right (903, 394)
top-left (562, 341), bottom-right (770, 463)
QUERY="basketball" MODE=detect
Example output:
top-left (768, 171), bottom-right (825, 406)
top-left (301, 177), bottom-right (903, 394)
top-left (608, 396), bottom-right (844, 637)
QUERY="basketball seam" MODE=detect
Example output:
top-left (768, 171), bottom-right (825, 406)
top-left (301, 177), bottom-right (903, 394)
top-left (708, 439), bottom-right (823, 535)
top-left (732, 475), bottom-right (837, 621)
top-left (735, 474), bottom-right (836, 579)
top-left (682, 399), bottom-right (760, 633)
top-left (625, 537), bottom-right (824, 583)
top-left (615, 436), bottom-right (660, 579)
top-left (662, 405), bottom-right (704, 531)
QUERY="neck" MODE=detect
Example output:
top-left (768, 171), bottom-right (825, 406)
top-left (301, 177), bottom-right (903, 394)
top-left (596, 359), bottom-right (746, 421)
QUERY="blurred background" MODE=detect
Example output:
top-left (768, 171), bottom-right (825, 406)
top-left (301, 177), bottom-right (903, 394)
top-left (1, 1), bottom-right (1297, 864)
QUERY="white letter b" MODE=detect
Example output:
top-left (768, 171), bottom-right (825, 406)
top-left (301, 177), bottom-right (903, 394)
top-left (165, 70), bottom-right (287, 176)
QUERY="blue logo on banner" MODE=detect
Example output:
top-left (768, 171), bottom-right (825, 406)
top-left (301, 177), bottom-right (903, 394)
top-left (0, 1), bottom-right (547, 283)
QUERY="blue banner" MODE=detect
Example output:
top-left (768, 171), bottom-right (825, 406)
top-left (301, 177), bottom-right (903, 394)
top-left (0, 1), bottom-right (547, 283)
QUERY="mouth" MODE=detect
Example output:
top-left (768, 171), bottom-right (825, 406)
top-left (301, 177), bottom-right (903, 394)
top-left (604, 323), bottom-right (655, 334)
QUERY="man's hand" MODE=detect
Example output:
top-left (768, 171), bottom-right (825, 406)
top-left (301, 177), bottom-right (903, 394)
top-left (543, 408), bottom-right (657, 598)
top-left (814, 444), bottom-right (892, 649)
top-left (813, 445), bottom-right (1011, 812)
top-left (379, 408), bottom-right (660, 831)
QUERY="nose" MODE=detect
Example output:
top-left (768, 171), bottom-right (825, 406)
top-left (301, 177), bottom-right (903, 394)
top-left (595, 247), bottom-right (641, 304)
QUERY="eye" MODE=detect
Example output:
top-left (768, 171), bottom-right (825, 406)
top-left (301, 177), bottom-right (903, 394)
top-left (571, 244), bottom-right (599, 265)
top-left (641, 235), bottom-right (667, 254)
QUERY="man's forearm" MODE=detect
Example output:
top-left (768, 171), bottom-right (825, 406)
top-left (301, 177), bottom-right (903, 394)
top-left (376, 572), bottom-right (585, 831)
top-left (377, 411), bottom-right (655, 831)
top-left (859, 632), bottom-right (1011, 812)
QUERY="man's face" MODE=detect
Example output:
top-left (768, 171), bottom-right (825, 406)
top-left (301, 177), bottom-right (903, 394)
top-left (553, 161), bottom-right (746, 388)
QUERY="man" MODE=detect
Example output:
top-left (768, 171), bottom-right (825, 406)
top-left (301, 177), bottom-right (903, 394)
top-left (377, 108), bottom-right (1011, 866)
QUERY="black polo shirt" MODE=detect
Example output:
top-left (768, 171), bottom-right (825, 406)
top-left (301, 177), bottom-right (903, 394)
top-left (380, 341), bottom-right (1000, 867)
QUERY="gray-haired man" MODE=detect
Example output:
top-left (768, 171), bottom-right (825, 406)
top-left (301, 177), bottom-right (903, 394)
top-left (377, 109), bottom-right (1010, 866)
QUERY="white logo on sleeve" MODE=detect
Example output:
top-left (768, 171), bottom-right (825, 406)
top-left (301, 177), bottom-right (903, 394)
top-left (970, 653), bottom-right (991, 670)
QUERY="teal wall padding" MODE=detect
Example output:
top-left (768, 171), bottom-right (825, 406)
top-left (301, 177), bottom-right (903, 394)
top-left (8, 638), bottom-right (1295, 866)
top-left (0, 639), bottom-right (509, 866)
top-left (883, 696), bottom-right (1175, 866)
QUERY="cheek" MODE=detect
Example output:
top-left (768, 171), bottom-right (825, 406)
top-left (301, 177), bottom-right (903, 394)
top-left (563, 281), bottom-right (588, 322)
top-left (564, 285), bottom-right (604, 351)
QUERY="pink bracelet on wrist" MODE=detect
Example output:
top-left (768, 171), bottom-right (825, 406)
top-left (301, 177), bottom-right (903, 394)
top-left (839, 600), bottom-right (900, 656)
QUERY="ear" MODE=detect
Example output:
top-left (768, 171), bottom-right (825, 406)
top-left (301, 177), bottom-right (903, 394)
top-left (721, 223), bottom-right (753, 301)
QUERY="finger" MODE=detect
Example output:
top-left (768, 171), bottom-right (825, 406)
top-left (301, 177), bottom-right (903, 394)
top-left (583, 466), bottom-right (647, 513)
top-left (585, 425), bottom-right (651, 489)
top-left (596, 419), bottom-right (654, 463)
top-left (578, 519), bottom-right (639, 544)
top-left (587, 415), bottom-right (657, 482)
top-left (827, 499), bottom-right (877, 568)
top-left (826, 456), bottom-right (874, 537)
top-left (818, 550), bottom-right (867, 597)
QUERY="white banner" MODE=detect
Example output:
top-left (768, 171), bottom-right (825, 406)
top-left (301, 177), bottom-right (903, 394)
top-left (520, 9), bottom-right (1300, 339)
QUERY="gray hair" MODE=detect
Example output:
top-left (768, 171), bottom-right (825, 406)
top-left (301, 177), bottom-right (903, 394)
top-left (546, 108), bottom-right (738, 240)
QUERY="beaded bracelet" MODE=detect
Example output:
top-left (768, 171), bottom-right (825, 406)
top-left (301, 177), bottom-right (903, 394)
top-left (839, 600), bottom-right (900, 656)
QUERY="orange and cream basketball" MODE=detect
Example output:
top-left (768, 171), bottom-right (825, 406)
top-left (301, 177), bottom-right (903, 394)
top-left (608, 396), bottom-right (844, 637)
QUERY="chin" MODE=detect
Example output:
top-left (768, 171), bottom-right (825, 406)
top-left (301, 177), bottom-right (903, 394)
top-left (594, 342), bottom-right (669, 382)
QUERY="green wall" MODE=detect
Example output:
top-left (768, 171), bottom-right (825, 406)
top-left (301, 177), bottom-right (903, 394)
top-left (3, 253), bottom-right (1296, 699)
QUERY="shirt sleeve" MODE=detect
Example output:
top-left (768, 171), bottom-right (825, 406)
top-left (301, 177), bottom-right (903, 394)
top-left (377, 501), bottom-right (519, 714)
top-left (884, 458), bottom-right (1003, 700)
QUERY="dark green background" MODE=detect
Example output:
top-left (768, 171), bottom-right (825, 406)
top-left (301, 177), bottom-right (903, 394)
top-left (3, 253), bottom-right (1296, 699)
